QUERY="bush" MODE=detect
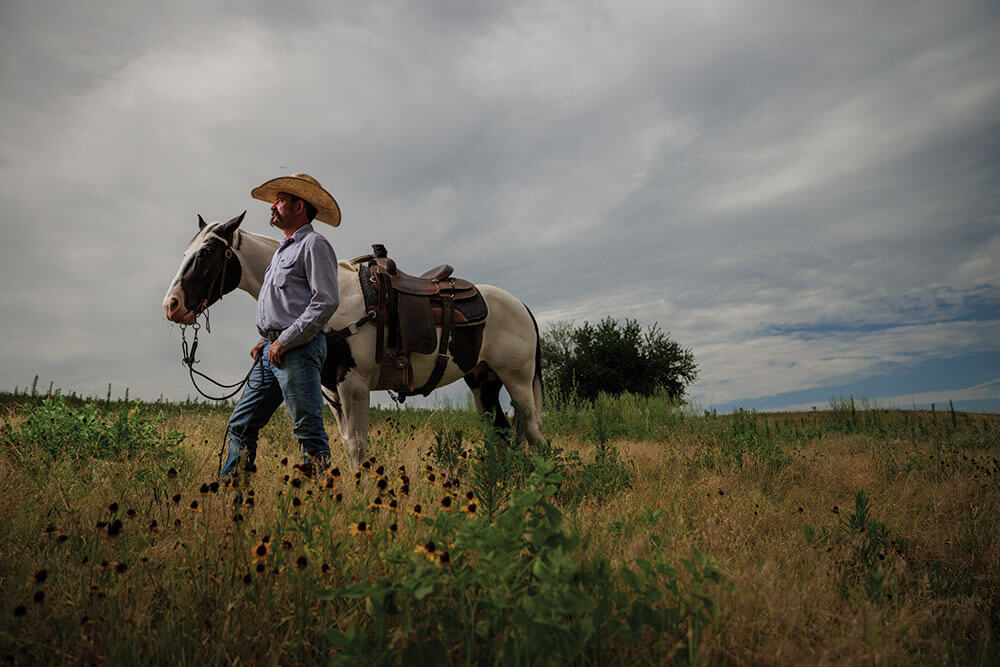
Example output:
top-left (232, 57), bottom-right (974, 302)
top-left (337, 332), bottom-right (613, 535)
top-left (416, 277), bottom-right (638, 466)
top-left (2, 396), bottom-right (185, 473)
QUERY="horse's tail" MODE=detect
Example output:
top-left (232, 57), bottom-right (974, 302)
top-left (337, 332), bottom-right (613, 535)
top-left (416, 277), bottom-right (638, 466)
top-left (524, 303), bottom-right (543, 413)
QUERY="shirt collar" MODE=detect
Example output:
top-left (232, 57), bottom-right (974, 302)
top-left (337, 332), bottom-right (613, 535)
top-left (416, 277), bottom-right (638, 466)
top-left (279, 223), bottom-right (314, 249)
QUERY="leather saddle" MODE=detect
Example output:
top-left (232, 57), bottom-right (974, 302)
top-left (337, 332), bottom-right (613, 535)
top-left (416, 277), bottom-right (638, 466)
top-left (353, 244), bottom-right (487, 398)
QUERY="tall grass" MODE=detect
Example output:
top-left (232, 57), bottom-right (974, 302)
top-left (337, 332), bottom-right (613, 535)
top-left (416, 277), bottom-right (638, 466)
top-left (1, 390), bottom-right (998, 664)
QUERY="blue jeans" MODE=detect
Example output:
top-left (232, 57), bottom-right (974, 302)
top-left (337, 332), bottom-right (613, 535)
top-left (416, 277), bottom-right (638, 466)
top-left (220, 335), bottom-right (330, 482)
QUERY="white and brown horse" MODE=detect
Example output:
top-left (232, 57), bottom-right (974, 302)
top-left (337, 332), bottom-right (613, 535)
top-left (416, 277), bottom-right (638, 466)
top-left (163, 213), bottom-right (544, 469)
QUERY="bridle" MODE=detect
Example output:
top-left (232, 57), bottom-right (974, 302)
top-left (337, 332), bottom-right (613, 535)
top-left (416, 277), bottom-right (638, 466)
top-left (178, 233), bottom-right (255, 401)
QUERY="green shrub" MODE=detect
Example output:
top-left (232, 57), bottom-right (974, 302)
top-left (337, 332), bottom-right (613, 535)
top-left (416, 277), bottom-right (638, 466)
top-left (321, 457), bottom-right (729, 665)
top-left (2, 396), bottom-right (185, 474)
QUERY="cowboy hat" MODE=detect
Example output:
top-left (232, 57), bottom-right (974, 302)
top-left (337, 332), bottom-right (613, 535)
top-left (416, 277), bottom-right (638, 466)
top-left (251, 172), bottom-right (341, 227)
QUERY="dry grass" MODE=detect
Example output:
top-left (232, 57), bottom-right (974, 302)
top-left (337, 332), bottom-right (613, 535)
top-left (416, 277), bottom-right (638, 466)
top-left (1, 397), bottom-right (998, 664)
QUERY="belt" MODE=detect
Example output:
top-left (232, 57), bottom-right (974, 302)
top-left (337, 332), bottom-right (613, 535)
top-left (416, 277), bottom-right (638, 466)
top-left (261, 329), bottom-right (284, 342)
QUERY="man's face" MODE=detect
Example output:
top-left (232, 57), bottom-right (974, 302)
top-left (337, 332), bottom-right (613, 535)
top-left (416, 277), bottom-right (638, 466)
top-left (270, 193), bottom-right (303, 229)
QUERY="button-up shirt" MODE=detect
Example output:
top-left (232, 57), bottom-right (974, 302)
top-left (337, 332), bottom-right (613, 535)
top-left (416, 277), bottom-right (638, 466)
top-left (256, 223), bottom-right (339, 350)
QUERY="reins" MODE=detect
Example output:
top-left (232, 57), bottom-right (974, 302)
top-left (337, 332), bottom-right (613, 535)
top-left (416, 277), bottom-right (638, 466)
top-left (179, 320), bottom-right (263, 402)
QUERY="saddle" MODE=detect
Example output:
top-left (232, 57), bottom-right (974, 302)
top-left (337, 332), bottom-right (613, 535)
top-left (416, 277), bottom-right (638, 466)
top-left (354, 244), bottom-right (487, 398)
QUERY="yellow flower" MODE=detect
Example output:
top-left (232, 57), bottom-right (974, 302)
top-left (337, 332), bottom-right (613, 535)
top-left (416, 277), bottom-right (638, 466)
top-left (350, 521), bottom-right (370, 535)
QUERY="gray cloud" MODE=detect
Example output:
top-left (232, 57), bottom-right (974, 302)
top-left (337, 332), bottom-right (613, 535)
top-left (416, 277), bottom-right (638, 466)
top-left (1, 0), bottom-right (998, 409)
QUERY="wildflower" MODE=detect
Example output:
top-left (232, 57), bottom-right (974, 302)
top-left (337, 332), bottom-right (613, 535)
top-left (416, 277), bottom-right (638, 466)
top-left (464, 491), bottom-right (476, 502)
top-left (376, 478), bottom-right (388, 491)
top-left (233, 513), bottom-right (244, 523)
top-left (388, 522), bottom-right (398, 533)
top-left (324, 478), bottom-right (336, 490)
top-left (296, 556), bottom-right (308, 569)
top-left (369, 497), bottom-right (384, 511)
top-left (115, 562), bottom-right (128, 574)
top-left (321, 563), bottom-right (332, 574)
top-left (292, 497), bottom-right (302, 508)
top-left (172, 494), bottom-right (181, 504)
top-left (251, 542), bottom-right (270, 560)
top-left (108, 502), bottom-right (119, 513)
top-left (439, 496), bottom-right (454, 511)
top-left (126, 508), bottom-right (137, 518)
top-left (462, 502), bottom-right (478, 516)
top-left (291, 477), bottom-right (303, 489)
top-left (242, 573), bottom-right (253, 585)
top-left (327, 467), bottom-right (341, 478)
top-left (42, 523), bottom-right (57, 536)
top-left (200, 484), bottom-right (211, 495)
top-left (410, 504), bottom-right (423, 517)
top-left (282, 540), bottom-right (293, 550)
top-left (29, 569), bottom-right (47, 584)
top-left (255, 563), bottom-right (267, 573)
top-left (167, 468), bottom-right (178, 478)
top-left (188, 501), bottom-right (201, 512)
top-left (438, 551), bottom-right (451, 565)
top-left (281, 457), bottom-right (289, 466)
top-left (350, 521), bottom-right (369, 535)
top-left (387, 499), bottom-right (398, 511)
top-left (414, 540), bottom-right (436, 556)
top-left (425, 472), bottom-right (438, 485)
top-left (334, 493), bottom-right (344, 503)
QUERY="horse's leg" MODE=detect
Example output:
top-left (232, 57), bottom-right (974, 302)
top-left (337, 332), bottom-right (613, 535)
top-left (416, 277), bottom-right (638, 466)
top-left (494, 364), bottom-right (544, 445)
top-left (463, 366), bottom-right (511, 432)
top-left (336, 373), bottom-right (370, 471)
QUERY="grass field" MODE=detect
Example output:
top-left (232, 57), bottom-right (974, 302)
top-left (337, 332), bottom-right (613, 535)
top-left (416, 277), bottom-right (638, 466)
top-left (1, 389), bottom-right (998, 664)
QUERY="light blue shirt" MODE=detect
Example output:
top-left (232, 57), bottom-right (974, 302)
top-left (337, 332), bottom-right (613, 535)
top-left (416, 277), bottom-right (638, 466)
top-left (256, 224), bottom-right (339, 350)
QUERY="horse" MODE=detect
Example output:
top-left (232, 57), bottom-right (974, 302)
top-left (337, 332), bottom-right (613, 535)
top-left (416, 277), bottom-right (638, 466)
top-left (162, 213), bottom-right (544, 470)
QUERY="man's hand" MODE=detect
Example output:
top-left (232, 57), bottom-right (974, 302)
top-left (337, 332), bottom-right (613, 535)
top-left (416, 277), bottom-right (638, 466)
top-left (250, 341), bottom-right (266, 359)
top-left (267, 340), bottom-right (286, 367)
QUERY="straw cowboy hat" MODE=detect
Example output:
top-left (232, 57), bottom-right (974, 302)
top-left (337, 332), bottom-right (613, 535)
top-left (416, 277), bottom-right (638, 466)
top-left (251, 172), bottom-right (341, 227)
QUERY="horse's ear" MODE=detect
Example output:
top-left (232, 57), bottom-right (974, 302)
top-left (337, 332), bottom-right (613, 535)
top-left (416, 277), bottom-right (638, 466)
top-left (217, 211), bottom-right (246, 240)
top-left (198, 214), bottom-right (207, 230)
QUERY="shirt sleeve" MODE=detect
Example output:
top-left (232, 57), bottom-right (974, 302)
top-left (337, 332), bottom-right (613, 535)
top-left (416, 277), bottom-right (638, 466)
top-left (276, 236), bottom-right (339, 350)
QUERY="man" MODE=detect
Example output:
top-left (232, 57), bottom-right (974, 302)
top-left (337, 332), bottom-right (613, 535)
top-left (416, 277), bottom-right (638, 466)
top-left (220, 173), bottom-right (342, 483)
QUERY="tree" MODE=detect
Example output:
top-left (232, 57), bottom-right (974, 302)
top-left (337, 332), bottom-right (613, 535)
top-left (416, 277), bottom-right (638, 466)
top-left (541, 318), bottom-right (698, 401)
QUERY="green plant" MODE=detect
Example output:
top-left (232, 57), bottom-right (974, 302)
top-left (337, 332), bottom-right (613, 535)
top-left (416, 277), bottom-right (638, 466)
top-left (2, 397), bottom-right (185, 475)
top-left (321, 457), bottom-right (729, 665)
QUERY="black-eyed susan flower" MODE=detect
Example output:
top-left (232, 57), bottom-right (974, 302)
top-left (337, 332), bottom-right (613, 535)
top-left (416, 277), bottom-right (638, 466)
top-left (296, 556), bottom-right (308, 569)
top-left (167, 468), bottom-right (178, 478)
top-left (350, 521), bottom-right (369, 535)
top-left (376, 478), bottom-right (388, 491)
top-left (439, 496), bottom-right (454, 511)
top-left (114, 563), bottom-right (128, 574)
top-left (438, 551), bottom-right (451, 565)
top-left (126, 508), bottom-right (137, 519)
top-left (172, 493), bottom-right (181, 504)
top-left (324, 478), bottom-right (336, 490)
top-left (292, 497), bottom-right (302, 508)
top-left (327, 467), bottom-right (341, 479)
top-left (242, 573), bottom-right (253, 585)
top-left (409, 504), bottom-right (423, 517)
top-left (199, 484), bottom-right (211, 495)
top-left (414, 540), bottom-right (436, 556)
top-left (388, 522), bottom-right (398, 533)
top-left (334, 493), bottom-right (344, 503)
top-left (188, 501), bottom-right (201, 512)
top-left (369, 497), bottom-right (384, 511)
top-left (108, 502), bottom-right (119, 513)
top-left (150, 518), bottom-right (162, 532)
top-left (251, 542), bottom-right (270, 560)
top-left (462, 502), bottom-right (478, 516)
top-left (321, 563), bottom-right (332, 574)
top-left (29, 569), bottom-right (47, 584)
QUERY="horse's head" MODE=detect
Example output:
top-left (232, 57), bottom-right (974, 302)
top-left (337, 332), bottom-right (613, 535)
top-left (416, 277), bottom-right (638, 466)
top-left (163, 212), bottom-right (245, 324)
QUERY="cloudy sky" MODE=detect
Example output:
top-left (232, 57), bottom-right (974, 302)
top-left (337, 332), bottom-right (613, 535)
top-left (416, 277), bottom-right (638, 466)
top-left (2, 0), bottom-right (998, 412)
